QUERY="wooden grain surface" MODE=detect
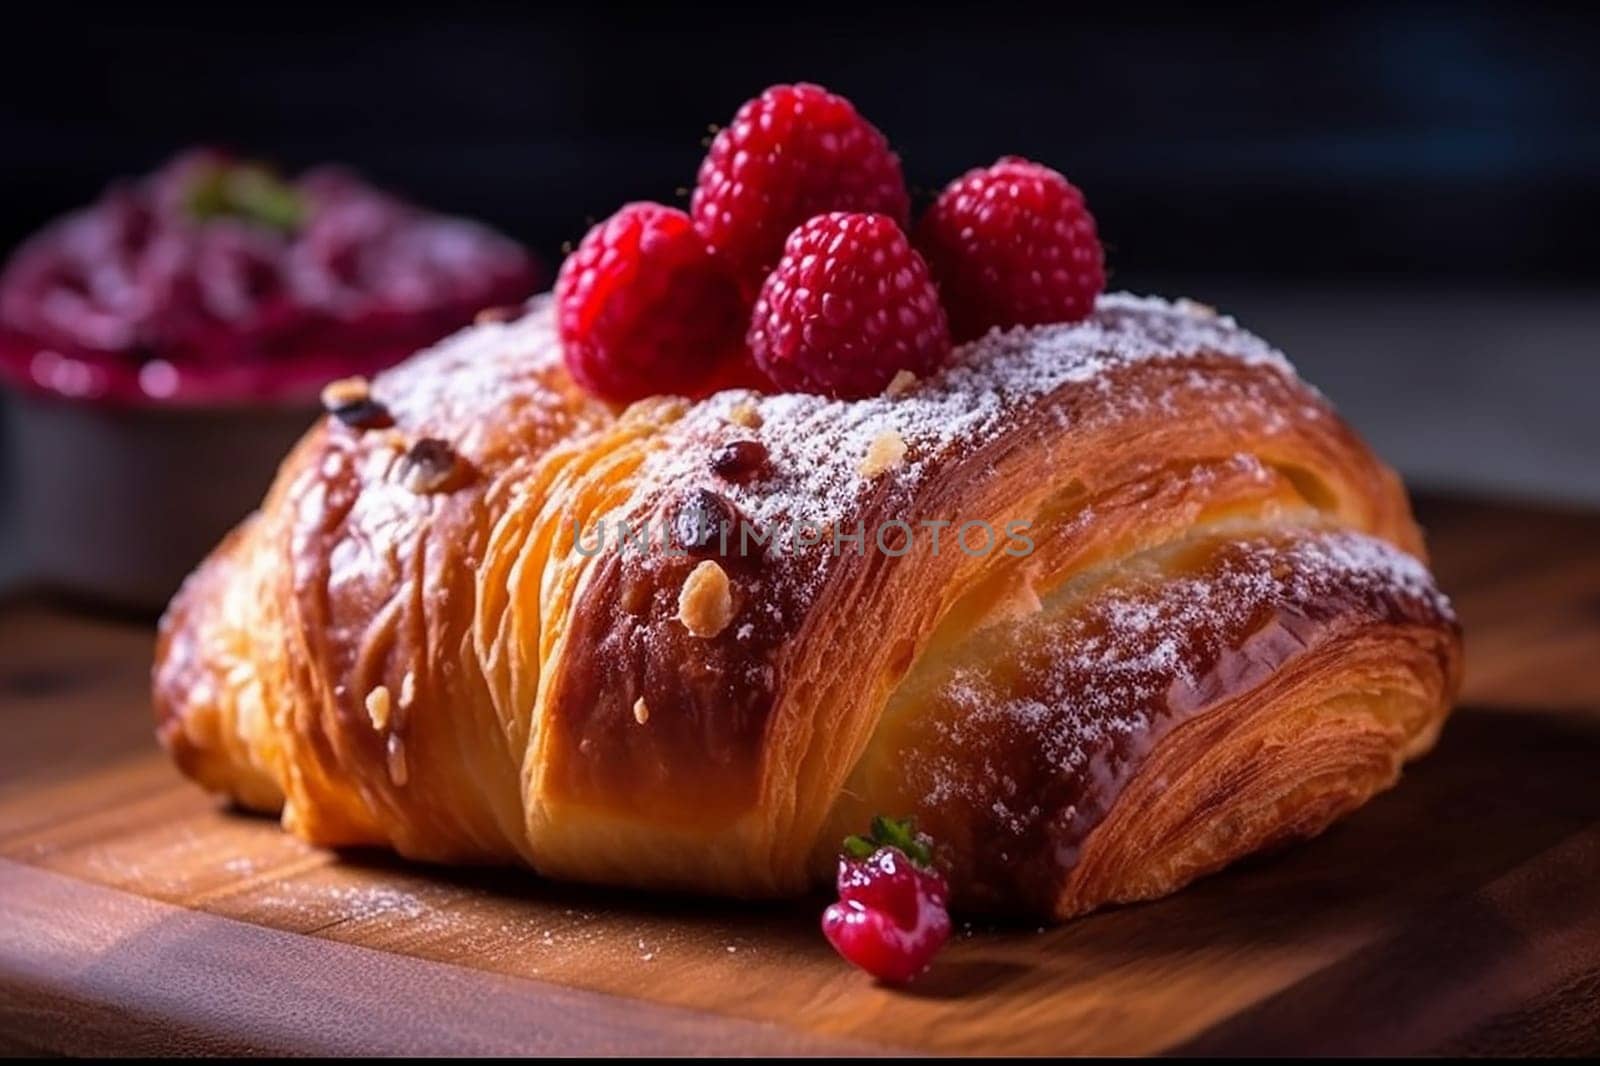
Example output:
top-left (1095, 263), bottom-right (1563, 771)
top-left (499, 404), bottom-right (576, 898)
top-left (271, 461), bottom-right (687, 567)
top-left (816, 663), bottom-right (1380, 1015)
top-left (1, 495), bottom-right (1598, 1056)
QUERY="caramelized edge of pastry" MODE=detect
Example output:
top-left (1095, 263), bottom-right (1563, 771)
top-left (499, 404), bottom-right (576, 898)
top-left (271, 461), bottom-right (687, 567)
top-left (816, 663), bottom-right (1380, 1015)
top-left (816, 493), bottom-right (1458, 912)
top-left (1057, 626), bottom-right (1459, 918)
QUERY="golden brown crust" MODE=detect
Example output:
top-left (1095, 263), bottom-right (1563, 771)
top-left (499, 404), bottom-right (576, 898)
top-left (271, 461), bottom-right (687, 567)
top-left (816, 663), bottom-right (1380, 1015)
top-left (153, 293), bottom-right (1461, 917)
top-left (817, 525), bottom-right (1460, 914)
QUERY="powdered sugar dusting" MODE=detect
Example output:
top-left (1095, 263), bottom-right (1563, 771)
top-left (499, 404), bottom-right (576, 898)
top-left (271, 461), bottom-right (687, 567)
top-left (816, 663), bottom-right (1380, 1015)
top-left (623, 293), bottom-right (1299, 558)
top-left (900, 529), bottom-right (1454, 864)
top-left (381, 294), bottom-right (559, 393)
top-left (372, 294), bottom-right (582, 465)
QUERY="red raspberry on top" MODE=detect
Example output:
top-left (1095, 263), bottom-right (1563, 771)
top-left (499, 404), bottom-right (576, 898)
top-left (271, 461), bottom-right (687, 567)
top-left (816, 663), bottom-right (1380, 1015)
top-left (916, 156), bottom-right (1105, 341)
top-left (747, 212), bottom-right (950, 399)
top-left (555, 202), bottom-right (743, 403)
top-left (691, 84), bottom-right (910, 293)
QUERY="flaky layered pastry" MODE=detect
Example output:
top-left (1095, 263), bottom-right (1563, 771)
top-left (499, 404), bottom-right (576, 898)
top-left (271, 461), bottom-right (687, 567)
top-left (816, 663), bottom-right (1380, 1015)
top-left (154, 294), bottom-right (1461, 918)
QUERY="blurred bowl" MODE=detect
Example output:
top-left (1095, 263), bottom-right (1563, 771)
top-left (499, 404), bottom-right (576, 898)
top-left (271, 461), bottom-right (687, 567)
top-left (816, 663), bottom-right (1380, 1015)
top-left (1, 388), bottom-right (312, 610)
top-left (0, 150), bottom-right (543, 611)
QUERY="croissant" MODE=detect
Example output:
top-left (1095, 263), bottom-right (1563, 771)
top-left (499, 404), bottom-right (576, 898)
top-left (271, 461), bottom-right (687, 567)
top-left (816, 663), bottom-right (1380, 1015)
top-left (153, 293), bottom-right (1461, 919)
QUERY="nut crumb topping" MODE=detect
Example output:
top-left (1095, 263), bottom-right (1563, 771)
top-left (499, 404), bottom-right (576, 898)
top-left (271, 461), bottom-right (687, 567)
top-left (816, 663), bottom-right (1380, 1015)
top-left (475, 304), bottom-right (520, 325)
top-left (885, 369), bottom-right (918, 396)
top-left (321, 376), bottom-right (370, 410)
top-left (1177, 298), bottom-right (1218, 319)
top-left (322, 375), bottom-right (393, 429)
top-left (710, 439), bottom-right (769, 483)
top-left (677, 559), bottom-right (735, 638)
top-left (633, 697), bottom-right (651, 725)
top-left (859, 429), bottom-right (907, 478)
top-left (672, 489), bottom-right (741, 556)
top-left (400, 437), bottom-right (460, 493)
top-left (622, 396), bottom-right (688, 425)
top-left (364, 686), bottom-right (392, 731)
top-left (728, 402), bottom-right (763, 429)
top-left (398, 670), bottom-right (416, 710)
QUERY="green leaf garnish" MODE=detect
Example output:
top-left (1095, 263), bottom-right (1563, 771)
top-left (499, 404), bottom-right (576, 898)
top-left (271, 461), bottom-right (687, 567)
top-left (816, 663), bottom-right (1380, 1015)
top-left (188, 161), bottom-right (306, 232)
top-left (841, 814), bottom-right (934, 868)
top-left (842, 834), bottom-right (877, 860)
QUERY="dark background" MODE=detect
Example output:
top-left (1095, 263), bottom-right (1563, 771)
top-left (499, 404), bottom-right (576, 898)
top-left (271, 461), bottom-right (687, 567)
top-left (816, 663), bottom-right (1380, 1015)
top-left (5, 2), bottom-right (1598, 286)
top-left (2, 1), bottom-right (1597, 598)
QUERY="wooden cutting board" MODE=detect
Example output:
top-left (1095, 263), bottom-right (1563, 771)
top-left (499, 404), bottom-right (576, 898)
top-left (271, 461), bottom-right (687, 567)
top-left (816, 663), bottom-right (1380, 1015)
top-left (2, 495), bottom-right (1598, 1056)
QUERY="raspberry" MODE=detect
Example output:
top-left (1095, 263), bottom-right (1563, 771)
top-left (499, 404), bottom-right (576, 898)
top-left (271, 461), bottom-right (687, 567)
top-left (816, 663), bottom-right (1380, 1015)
top-left (555, 202), bottom-right (742, 403)
top-left (916, 156), bottom-right (1105, 341)
top-left (746, 213), bottom-right (949, 399)
top-left (822, 818), bottom-right (951, 985)
top-left (691, 84), bottom-right (910, 293)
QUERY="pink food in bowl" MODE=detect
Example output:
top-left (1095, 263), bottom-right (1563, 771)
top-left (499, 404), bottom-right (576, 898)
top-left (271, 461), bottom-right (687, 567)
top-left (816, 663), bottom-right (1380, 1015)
top-left (0, 150), bottom-right (540, 406)
top-left (0, 151), bottom-right (540, 608)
